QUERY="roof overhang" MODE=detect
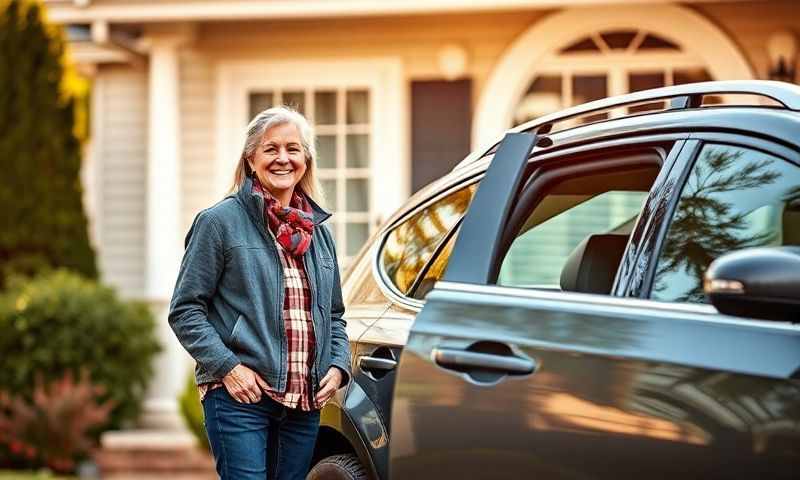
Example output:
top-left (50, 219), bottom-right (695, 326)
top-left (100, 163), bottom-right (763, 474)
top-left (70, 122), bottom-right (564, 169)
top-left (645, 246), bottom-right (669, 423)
top-left (44, 0), bottom-right (748, 24)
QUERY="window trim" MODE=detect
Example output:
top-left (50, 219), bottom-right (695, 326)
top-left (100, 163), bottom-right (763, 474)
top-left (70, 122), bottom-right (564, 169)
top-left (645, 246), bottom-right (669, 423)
top-left (641, 134), bottom-right (800, 300)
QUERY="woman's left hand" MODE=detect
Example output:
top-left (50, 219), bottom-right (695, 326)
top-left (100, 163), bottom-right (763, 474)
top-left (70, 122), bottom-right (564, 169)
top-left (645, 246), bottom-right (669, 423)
top-left (315, 367), bottom-right (344, 406)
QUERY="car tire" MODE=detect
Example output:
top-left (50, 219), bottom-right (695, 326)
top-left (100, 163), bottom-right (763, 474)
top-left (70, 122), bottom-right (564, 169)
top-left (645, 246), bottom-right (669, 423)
top-left (307, 453), bottom-right (368, 480)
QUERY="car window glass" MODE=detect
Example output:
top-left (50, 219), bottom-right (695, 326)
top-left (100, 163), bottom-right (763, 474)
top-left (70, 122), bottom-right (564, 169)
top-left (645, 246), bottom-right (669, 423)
top-left (499, 190), bottom-right (648, 288)
top-left (412, 226), bottom-right (459, 299)
top-left (652, 144), bottom-right (800, 303)
top-left (380, 184), bottom-right (477, 295)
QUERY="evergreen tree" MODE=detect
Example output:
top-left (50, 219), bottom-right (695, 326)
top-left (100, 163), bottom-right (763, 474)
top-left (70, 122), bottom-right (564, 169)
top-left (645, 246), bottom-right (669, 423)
top-left (0, 0), bottom-right (97, 285)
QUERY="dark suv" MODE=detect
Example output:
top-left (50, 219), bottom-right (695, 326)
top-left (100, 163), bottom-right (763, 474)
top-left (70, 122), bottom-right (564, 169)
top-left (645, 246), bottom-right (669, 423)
top-left (307, 81), bottom-right (800, 480)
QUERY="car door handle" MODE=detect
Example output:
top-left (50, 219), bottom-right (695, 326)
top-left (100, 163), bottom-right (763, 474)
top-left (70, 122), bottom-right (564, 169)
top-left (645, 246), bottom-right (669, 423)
top-left (433, 348), bottom-right (536, 375)
top-left (359, 356), bottom-right (398, 372)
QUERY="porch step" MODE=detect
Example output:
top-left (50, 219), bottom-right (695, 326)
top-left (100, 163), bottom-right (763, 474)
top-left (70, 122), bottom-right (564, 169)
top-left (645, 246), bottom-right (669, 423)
top-left (94, 430), bottom-right (216, 480)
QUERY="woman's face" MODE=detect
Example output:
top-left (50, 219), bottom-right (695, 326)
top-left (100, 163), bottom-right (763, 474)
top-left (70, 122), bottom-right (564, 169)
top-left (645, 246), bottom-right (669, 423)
top-left (249, 122), bottom-right (307, 204)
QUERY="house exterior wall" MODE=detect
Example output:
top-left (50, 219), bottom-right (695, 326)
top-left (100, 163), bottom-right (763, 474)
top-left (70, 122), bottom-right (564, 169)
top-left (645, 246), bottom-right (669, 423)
top-left (694, 1), bottom-right (800, 80)
top-left (88, 1), bottom-right (800, 299)
top-left (93, 65), bottom-right (148, 298)
top-left (179, 49), bottom-right (217, 237)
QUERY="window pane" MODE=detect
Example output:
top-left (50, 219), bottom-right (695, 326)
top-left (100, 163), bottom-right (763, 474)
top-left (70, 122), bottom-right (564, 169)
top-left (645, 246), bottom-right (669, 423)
top-left (283, 91), bottom-right (305, 115)
top-left (652, 145), bottom-right (800, 303)
top-left (514, 75), bottom-right (562, 125)
top-left (314, 91), bottom-right (337, 125)
top-left (317, 135), bottom-right (336, 169)
top-left (346, 90), bottom-right (369, 124)
top-left (346, 222), bottom-right (369, 256)
top-left (573, 75), bottom-right (608, 122)
top-left (414, 228), bottom-right (459, 299)
top-left (346, 134), bottom-right (369, 168)
top-left (346, 179), bottom-right (368, 212)
top-left (628, 73), bottom-right (666, 113)
top-left (498, 191), bottom-right (647, 288)
top-left (638, 34), bottom-right (680, 51)
top-left (381, 184), bottom-right (477, 295)
top-left (673, 68), bottom-right (712, 85)
top-left (249, 92), bottom-right (273, 119)
top-left (601, 30), bottom-right (637, 50)
top-left (321, 179), bottom-right (337, 210)
top-left (560, 37), bottom-right (600, 54)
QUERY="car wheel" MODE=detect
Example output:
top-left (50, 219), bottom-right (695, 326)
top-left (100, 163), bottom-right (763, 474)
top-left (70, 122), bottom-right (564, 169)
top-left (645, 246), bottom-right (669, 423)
top-left (307, 453), bottom-right (368, 480)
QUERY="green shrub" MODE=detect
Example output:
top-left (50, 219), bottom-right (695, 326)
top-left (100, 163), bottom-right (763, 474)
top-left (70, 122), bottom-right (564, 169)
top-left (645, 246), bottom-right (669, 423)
top-left (178, 371), bottom-right (210, 451)
top-left (0, 0), bottom-right (97, 287)
top-left (0, 270), bottom-right (160, 431)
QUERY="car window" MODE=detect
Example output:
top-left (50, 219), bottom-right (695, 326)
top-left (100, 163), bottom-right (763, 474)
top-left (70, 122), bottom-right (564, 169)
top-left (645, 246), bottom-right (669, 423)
top-left (413, 159), bottom-right (662, 298)
top-left (651, 143), bottom-right (800, 303)
top-left (498, 190), bottom-right (647, 288)
top-left (380, 184), bottom-right (477, 296)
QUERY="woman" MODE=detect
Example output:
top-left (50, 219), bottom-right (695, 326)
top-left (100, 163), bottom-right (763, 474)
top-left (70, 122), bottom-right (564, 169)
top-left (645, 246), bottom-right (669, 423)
top-left (169, 106), bottom-right (351, 479)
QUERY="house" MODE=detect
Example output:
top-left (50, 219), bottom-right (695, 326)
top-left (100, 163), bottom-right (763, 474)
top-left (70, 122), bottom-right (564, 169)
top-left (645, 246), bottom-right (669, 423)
top-left (43, 0), bottom-right (799, 432)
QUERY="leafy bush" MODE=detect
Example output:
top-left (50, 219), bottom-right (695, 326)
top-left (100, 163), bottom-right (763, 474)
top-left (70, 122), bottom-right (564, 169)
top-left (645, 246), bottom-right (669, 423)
top-left (0, 371), bottom-right (113, 472)
top-left (0, 0), bottom-right (97, 287)
top-left (0, 271), bottom-right (160, 431)
top-left (178, 371), bottom-right (210, 451)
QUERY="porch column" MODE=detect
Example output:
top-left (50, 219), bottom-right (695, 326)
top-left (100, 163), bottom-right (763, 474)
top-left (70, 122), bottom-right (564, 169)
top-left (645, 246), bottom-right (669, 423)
top-left (140, 31), bottom-right (190, 430)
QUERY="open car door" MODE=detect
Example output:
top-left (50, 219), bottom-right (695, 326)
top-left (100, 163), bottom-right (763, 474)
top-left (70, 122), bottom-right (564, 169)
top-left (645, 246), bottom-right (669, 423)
top-left (388, 133), bottom-right (800, 479)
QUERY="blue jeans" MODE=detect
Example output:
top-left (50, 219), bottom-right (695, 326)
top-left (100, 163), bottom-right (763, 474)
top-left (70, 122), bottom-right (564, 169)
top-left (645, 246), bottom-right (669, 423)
top-left (202, 387), bottom-right (321, 480)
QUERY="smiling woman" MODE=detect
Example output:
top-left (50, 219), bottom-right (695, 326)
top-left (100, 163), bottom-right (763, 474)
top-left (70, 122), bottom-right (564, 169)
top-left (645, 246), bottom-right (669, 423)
top-left (169, 106), bottom-right (351, 479)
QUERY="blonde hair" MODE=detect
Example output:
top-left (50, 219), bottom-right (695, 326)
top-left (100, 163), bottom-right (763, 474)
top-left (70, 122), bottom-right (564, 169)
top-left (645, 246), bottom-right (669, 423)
top-left (230, 106), bottom-right (325, 206)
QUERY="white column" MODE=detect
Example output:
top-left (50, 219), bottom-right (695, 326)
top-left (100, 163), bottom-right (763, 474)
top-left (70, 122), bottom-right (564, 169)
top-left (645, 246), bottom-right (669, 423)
top-left (140, 34), bottom-right (190, 430)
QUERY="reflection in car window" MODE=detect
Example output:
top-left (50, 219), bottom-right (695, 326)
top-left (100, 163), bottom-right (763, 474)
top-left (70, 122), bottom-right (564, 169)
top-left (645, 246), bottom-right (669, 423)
top-left (412, 227), bottom-right (459, 299)
top-left (499, 191), bottom-right (647, 288)
top-left (381, 184), bottom-right (477, 295)
top-left (652, 144), bottom-right (800, 303)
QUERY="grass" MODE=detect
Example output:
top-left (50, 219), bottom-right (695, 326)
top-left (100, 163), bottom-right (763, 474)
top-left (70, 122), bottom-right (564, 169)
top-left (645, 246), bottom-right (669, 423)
top-left (0, 472), bottom-right (77, 479)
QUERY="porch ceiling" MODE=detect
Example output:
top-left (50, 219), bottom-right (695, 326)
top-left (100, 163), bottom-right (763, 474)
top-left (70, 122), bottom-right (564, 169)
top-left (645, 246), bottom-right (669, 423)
top-left (45, 0), bottom-right (748, 24)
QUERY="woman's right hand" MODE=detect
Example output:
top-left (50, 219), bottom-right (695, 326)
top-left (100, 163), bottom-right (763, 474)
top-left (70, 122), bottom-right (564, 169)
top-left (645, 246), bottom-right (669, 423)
top-left (222, 364), bottom-right (271, 403)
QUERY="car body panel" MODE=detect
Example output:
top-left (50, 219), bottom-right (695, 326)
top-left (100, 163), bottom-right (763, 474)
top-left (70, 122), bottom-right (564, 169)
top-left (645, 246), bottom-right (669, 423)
top-left (330, 81), bottom-right (800, 479)
top-left (389, 117), bottom-right (800, 478)
top-left (390, 284), bottom-right (800, 478)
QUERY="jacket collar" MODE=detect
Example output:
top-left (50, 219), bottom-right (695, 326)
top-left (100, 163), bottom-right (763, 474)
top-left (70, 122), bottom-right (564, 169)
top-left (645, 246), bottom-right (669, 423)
top-left (234, 175), bottom-right (332, 228)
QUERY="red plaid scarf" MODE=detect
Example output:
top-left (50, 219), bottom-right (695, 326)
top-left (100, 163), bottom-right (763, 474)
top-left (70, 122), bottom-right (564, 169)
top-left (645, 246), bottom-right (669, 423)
top-left (253, 178), bottom-right (315, 257)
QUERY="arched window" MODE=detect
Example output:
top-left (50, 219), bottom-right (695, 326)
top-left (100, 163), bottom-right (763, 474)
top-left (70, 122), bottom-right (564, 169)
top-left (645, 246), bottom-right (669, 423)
top-left (513, 29), bottom-right (712, 125)
top-left (474, 5), bottom-right (754, 147)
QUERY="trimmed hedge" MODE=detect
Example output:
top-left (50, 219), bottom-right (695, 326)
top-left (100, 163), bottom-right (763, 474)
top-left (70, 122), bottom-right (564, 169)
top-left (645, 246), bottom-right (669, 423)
top-left (0, 271), bottom-right (160, 430)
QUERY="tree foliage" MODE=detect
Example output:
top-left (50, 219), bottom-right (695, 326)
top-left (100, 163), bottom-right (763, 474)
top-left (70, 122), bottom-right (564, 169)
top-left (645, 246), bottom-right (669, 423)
top-left (0, 0), bottom-right (96, 285)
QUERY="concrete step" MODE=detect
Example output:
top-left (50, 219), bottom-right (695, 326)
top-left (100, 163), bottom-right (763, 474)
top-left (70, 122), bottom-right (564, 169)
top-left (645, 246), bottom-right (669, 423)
top-left (94, 430), bottom-right (216, 480)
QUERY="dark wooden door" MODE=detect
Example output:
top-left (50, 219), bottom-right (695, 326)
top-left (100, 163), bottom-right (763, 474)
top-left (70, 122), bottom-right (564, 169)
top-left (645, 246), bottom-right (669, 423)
top-left (411, 79), bottom-right (472, 193)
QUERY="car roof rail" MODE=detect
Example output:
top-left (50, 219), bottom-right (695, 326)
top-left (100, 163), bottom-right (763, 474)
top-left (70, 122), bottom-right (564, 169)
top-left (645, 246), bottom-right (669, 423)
top-left (528, 80), bottom-right (800, 132)
top-left (454, 80), bottom-right (800, 171)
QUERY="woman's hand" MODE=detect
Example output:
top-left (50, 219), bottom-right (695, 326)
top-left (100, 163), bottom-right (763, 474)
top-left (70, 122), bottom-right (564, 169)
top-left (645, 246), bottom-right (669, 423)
top-left (223, 364), bottom-right (271, 404)
top-left (315, 367), bottom-right (344, 406)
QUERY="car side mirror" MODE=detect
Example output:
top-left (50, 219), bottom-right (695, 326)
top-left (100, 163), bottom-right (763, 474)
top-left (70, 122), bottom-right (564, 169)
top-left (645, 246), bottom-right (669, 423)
top-left (704, 247), bottom-right (800, 322)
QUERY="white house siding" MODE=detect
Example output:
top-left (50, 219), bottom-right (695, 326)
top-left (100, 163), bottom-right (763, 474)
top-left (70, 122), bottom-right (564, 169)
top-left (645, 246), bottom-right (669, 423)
top-left (179, 49), bottom-right (217, 236)
top-left (192, 10), bottom-right (549, 108)
top-left (96, 65), bottom-right (148, 298)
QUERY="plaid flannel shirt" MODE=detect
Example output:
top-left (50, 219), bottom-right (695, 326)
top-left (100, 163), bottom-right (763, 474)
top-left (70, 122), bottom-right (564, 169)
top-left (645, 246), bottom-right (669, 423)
top-left (198, 238), bottom-right (319, 411)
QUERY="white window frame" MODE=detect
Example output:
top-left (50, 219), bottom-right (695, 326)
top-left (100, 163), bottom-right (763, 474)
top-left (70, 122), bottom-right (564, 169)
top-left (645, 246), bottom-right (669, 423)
top-left (474, 4), bottom-right (755, 149)
top-left (216, 58), bottom-right (407, 260)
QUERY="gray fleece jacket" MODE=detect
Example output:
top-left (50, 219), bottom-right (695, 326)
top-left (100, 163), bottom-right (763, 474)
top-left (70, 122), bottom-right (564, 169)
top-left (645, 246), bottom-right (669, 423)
top-left (168, 176), bottom-right (351, 392)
